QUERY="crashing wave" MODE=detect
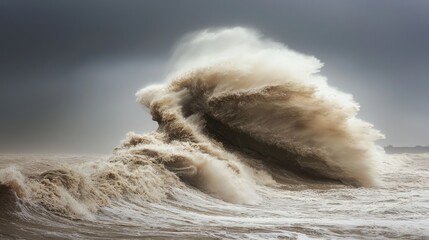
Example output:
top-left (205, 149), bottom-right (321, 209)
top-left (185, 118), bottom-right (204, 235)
top-left (0, 27), bottom-right (385, 219)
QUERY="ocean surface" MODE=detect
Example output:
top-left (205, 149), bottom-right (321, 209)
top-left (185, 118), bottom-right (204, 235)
top-left (1, 27), bottom-right (427, 239)
top-left (0, 153), bottom-right (428, 239)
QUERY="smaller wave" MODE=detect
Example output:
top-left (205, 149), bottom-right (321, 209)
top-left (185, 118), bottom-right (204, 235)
top-left (0, 152), bottom-right (181, 219)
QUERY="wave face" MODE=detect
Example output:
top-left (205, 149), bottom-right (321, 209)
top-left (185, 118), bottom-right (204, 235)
top-left (134, 27), bottom-right (385, 197)
top-left (0, 27), bottom-right (386, 221)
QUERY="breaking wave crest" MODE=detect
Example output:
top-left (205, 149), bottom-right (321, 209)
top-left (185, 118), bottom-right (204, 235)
top-left (0, 27), bottom-right (385, 219)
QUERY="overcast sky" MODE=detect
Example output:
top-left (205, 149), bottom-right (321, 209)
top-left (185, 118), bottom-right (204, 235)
top-left (1, 0), bottom-right (428, 153)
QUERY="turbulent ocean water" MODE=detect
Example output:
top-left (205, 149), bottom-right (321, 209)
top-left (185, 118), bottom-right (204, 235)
top-left (1, 28), bottom-right (428, 239)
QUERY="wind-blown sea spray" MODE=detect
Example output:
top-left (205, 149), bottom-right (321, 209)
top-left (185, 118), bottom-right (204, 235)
top-left (0, 27), bottom-right (385, 219)
top-left (137, 27), bottom-right (385, 186)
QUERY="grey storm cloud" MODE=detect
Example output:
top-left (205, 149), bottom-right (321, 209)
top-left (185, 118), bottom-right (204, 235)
top-left (1, 0), bottom-right (428, 153)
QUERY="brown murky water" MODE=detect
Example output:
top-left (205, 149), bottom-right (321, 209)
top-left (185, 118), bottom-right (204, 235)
top-left (0, 153), bottom-right (428, 239)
